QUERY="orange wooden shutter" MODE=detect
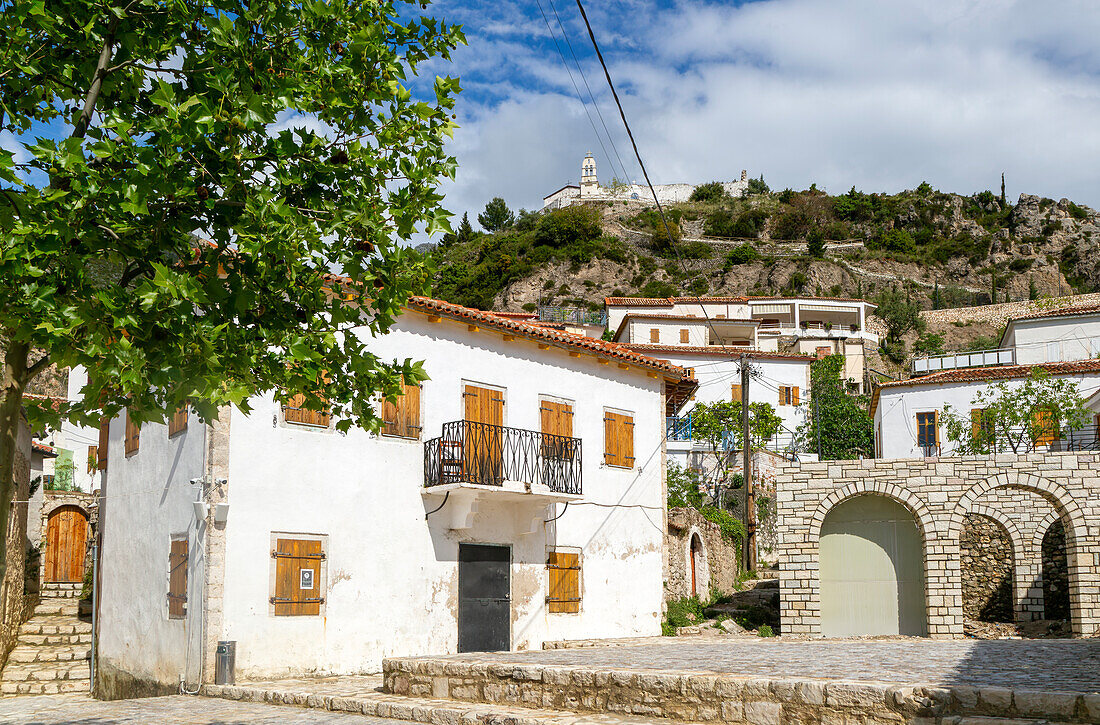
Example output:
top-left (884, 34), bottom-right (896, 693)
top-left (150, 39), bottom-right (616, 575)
top-left (680, 329), bottom-right (689, 343)
top-left (87, 447), bottom-right (98, 474)
top-left (650, 329), bottom-right (659, 343)
top-left (547, 551), bottom-right (580, 613)
top-left (731, 384), bottom-right (743, 403)
top-left (97, 417), bottom-right (109, 470)
top-left (970, 409), bottom-right (982, 441)
top-left (168, 538), bottom-right (188, 619)
top-left (792, 386), bottom-right (800, 406)
top-left (124, 410), bottom-right (140, 456)
top-left (621, 415), bottom-right (634, 467)
top-left (168, 406), bottom-right (188, 436)
top-left (273, 538), bottom-right (323, 616)
top-left (383, 382), bottom-right (419, 438)
top-left (934, 410), bottom-right (941, 446)
top-left (604, 411), bottom-right (619, 466)
top-left (1034, 409), bottom-right (1056, 445)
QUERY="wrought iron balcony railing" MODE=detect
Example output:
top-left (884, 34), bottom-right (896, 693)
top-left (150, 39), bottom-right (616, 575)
top-left (424, 420), bottom-right (582, 495)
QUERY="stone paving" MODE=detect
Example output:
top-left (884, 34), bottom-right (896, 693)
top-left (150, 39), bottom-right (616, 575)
top-left (0, 693), bottom-right (414, 724)
top-left (404, 637), bottom-right (1100, 693)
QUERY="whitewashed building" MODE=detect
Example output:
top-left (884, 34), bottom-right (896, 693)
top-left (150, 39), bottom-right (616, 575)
top-left (876, 306), bottom-right (1100, 458)
top-left (94, 296), bottom-right (693, 694)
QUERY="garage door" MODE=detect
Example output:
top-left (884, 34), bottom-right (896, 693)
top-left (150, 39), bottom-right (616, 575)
top-left (819, 495), bottom-right (927, 637)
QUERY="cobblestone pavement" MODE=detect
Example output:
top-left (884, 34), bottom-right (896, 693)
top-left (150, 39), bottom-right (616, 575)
top-left (406, 638), bottom-right (1100, 693)
top-left (0, 693), bottom-right (414, 724)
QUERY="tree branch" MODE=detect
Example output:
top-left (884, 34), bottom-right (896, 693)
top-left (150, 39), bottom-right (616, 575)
top-left (73, 17), bottom-right (121, 140)
top-left (26, 354), bottom-right (51, 381)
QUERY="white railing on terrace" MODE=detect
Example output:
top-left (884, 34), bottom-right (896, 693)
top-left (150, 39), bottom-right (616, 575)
top-left (756, 321), bottom-right (863, 334)
top-left (912, 347), bottom-right (1015, 375)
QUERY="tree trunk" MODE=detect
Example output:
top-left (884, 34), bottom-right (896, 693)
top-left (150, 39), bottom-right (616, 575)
top-left (0, 340), bottom-right (29, 590)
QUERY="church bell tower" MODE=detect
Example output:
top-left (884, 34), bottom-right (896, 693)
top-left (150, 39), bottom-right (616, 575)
top-left (580, 152), bottom-right (598, 197)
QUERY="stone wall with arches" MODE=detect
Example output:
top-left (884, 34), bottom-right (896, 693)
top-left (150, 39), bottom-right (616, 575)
top-left (664, 507), bottom-right (740, 602)
top-left (775, 452), bottom-right (1100, 638)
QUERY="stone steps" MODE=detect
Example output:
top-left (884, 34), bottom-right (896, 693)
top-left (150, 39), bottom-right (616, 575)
top-left (1, 661), bottom-right (89, 683)
top-left (201, 681), bottom-right (696, 724)
top-left (40, 583), bottom-right (81, 599)
top-left (19, 620), bottom-right (91, 636)
top-left (0, 679), bottom-right (89, 696)
top-left (7, 644), bottom-right (88, 664)
top-left (17, 632), bottom-right (91, 646)
top-left (33, 600), bottom-right (79, 617)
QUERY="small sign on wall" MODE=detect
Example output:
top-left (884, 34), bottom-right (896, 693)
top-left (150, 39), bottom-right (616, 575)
top-left (300, 568), bottom-right (315, 590)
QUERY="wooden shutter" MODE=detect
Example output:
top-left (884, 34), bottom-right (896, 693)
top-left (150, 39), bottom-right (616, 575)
top-left (87, 447), bottom-right (98, 474)
top-left (383, 382), bottom-right (422, 438)
top-left (680, 329), bottom-right (690, 343)
top-left (272, 538), bottom-right (324, 616)
top-left (778, 387), bottom-right (789, 406)
top-left (547, 551), bottom-right (581, 613)
top-left (168, 538), bottom-right (188, 619)
top-left (1094, 414), bottom-right (1100, 442)
top-left (97, 417), bottom-right (109, 470)
top-left (934, 410), bottom-right (940, 446)
top-left (124, 410), bottom-right (140, 456)
top-left (168, 406), bottom-right (188, 437)
top-left (1033, 409), bottom-right (1057, 446)
top-left (731, 384), bottom-right (743, 403)
top-left (604, 411), bottom-right (619, 466)
top-left (604, 411), bottom-right (634, 468)
top-left (464, 384), bottom-right (504, 426)
top-left (621, 414), bottom-right (634, 467)
top-left (792, 386), bottom-right (800, 406)
top-left (283, 393), bottom-right (331, 427)
top-left (650, 328), bottom-right (659, 343)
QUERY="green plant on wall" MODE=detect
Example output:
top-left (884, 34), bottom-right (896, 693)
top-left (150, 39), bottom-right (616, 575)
top-left (799, 355), bottom-right (873, 459)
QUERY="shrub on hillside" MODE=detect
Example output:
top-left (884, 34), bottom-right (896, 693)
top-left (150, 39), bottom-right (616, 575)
top-left (681, 241), bottom-right (713, 259)
top-left (773, 210), bottom-right (811, 240)
top-left (869, 229), bottom-right (915, 253)
top-left (705, 208), bottom-right (768, 238)
top-left (725, 244), bottom-right (760, 266)
top-left (534, 205), bottom-right (602, 248)
top-left (690, 182), bottom-right (727, 203)
top-left (638, 279), bottom-right (678, 297)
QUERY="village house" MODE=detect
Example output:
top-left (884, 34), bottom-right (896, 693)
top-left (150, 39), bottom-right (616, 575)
top-left (92, 296), bottom-right (694, 695)
top-left (875, 306), bottom-right (1100, 458)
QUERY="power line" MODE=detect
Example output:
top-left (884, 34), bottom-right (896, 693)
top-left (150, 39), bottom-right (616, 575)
top-left (545, 0), bottom-right (633, 183)
top-left (532, 0), bottom-right (629, 184)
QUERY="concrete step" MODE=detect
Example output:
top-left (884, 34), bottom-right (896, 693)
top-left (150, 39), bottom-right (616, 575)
top-left (7, 644), bottom-right (89, 664)
top-left (0, 679), bottom-right (88, 696)
top-left (40, 582), bottom-right (81, 593)
top-left (19, 620), bottom-right (91, 636)
top-left (34, 600), bottom-right (79, 616)
top-left (202, 681), bottom-right (696, 724)
top-left (0, 661), bottom-right (89, 683)
top-left (17, 633), bottom-right (92, 646)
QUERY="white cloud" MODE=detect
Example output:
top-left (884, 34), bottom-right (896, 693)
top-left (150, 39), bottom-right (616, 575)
top-left (433, 0), bottom-right (1100, 233)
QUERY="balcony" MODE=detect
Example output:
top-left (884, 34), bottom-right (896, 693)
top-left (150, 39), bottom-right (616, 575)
top-left (538, 306), bottom-right (607, 327)
top-left (666, 414), bottom-right (801, 458)
top-left (912, 347), bottom-right (1014, 376)
top-left (424, 421), bottom-right (582, 496)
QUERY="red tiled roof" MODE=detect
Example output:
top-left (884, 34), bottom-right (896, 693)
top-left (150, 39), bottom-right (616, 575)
top-left (746, 295), bottom-right (872, 304)
top-left (31, 441), bottom-right (56, 456)
top-left (489, 311), bottom-right (539, 319)
top-left (620, 343), bottom-right (813, 362)
top-left (405, 297), bottom-right (690, 379)
top-left (870, 358), bottom-right (1100, 416)
top-left (618, 313), bottom-right (758, 324)
top-left (23, 393), bottom-right (66, 412)
top-left (1011, 304), bottom-right (1100, 322)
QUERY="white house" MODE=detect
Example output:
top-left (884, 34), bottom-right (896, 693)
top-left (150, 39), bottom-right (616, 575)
top-left (1001, 304), bottom-right (1100, 364)
top-left (94, 296), bottom-right (694, 694)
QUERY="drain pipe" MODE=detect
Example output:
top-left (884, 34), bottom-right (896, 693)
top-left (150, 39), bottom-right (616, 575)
top-left (89, 541), bottom-right (97, 692)
top-left (180, 423), bottom-right (209, 695)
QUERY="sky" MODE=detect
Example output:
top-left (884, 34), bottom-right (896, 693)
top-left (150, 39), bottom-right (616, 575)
top-left (426, 0), bottom-right (1100, 231)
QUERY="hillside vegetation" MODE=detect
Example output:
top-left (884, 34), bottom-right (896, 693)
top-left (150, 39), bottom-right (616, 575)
top-left (427, 182), bottom-right (1100, 343)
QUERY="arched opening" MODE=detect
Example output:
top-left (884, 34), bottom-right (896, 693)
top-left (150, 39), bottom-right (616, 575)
top-left (689, 534), bottom-right (704, 597)
top-left (960, 513), bottom-right (1014, 623)
top-left (44, 505), bottom-right (89, 583)
top-left (820, 495), bottom-right (927, 637)
top-left (1041, 519), bottom-right (1070, 622)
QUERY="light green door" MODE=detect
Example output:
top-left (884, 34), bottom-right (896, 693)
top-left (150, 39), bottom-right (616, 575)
top-left (819, 495), bottom-right (927, 637)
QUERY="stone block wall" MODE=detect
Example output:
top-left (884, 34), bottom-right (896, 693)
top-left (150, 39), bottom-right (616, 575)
top-left (960, 514), bottom-right (1013, 621)
top-left (920, 292), bottom-right (1100, 329)
top-left (774, 452), bottom-right (1100, 638)
top-left (664, 507), bottom-right (740, 601)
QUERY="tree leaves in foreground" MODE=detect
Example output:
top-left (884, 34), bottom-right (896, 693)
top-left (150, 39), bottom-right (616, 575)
top-left (0, 0), bottom-right (465, 579)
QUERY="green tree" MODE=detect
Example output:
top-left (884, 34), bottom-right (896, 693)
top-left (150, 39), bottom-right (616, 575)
top-left (667, 463), bottom-right (704, 509)
top-left (874, 287), bottom-right (925, 361)
top-left (477, 197), bottom-right (514, 232)
top-left (1029, 276), bottom-right (1039, 301)
top-left (689, 182), bottom-right (726, 203)
top-left (806, 228), bottom-right (825, 258)
top-left (800, 355), bottom-right (873, 460)
top-left (689, 399), bottom-right (782, 491)
top-left (941, 369), bottom-right (1090, 454)
top-left (456, 213), bottom-right (476, 245)
top-left (0, 0), bottom-right (463, 583)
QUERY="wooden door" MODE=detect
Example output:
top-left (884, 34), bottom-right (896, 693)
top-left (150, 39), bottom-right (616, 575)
top-left (44, 506), bottom-right (88, 583)
top-left (464, 385), bottom-right (504, 484)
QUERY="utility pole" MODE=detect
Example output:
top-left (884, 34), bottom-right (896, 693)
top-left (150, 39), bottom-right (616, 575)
top-left (740, 354), bottom-right (756, 573)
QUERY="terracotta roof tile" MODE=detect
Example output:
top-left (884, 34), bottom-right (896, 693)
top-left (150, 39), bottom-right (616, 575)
top-left (405, 297), bottom-right (690, 379)
top-left (604, 295), bottom-right (874, 306)
top-left (620, 343), bottom-right (813, 361)
top-left (619, 313), bottom-right (758, 324)
top-left (31, 441), bottom-right (56, 456)
top-left (877, 358), bottom-right (1100, 389)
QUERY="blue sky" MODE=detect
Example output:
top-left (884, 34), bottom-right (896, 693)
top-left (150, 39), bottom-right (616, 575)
top-left (428, 0), bottom-right (1100, 229)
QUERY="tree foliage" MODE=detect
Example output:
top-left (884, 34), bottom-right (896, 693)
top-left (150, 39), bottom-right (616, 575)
top-left (689, 181), bottom-right (726, 203)
top-left (0, 0), bottom-right (464, 578)
top-left (477, 197), bottom-right (514, 232)
top-left (941, 369), bottom-right (1090, 454)
top-left (689, 399), bottom-right (782, 489)
top-left (800, 355), bottom-right (873, 460)
top-left (873, 287), bottom-right (925, 361)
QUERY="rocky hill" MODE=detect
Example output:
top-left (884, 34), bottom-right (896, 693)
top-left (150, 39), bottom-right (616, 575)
top-left (427, 183), bottom-right (1100, 355)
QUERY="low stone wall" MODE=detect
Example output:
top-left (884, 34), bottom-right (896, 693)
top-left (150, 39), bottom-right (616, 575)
top-left (960, 514), bottom-right (1014, 622)
top-left (921, 292), bottom-right (1100, 329)
top-left (775, 452), bottom-right (1100, 638)
top-left (664, 507), bottom-right (739, 602)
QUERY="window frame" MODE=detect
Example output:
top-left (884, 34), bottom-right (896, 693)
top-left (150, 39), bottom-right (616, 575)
top-left (679, 329), bottom-right (690, 344)
top-left (649, 328), bottom-right (660, 343)
top-left (167, 535), bottom-right (188, 620)
top-left (381, 381), bottom-right (423, 441)
top-left (915, 411), bottom-right (939, 450)
top-left (168, 405), bottom-right (188, 438)
top-left (268, 532), bottom-right (328, 617)
top-left (280, 393), bottom-right (333, 431)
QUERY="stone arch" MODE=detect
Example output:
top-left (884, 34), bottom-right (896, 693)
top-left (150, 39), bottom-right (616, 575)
top-left (684, 526), bottom-right (710, 598)
top-left (950, 470), bottom-right (1088, 634)
top-left (1033, 508), bottom-right (1062, 552)
top-left (959, 509), bottom-right (1018, 623)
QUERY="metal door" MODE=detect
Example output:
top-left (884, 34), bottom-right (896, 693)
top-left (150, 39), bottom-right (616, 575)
top-left (458, 543), bottom-right (510, 652)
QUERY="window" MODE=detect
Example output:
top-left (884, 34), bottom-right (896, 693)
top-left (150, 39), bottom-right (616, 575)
top-left (282, 393), bottom-right (331, 428)
top-left (916, 412), bottom-right (938, 450)
top-left (546, 550), bottom-right (581, 613)
top-left (816, 346), bottom-right (832, 359)
top-left (270, 535), bottom-right (326, 616)
top-left (1047, 341), bottom-right (1061, 362)
top-left (124, 410), bottom-right (140, 457)
top-left (168, 537), bottom-right (188, 619)
top-left (382, 382), bottom-right (422, 439)
top-left (168, 405), bottom-right (188, 437)
top-left (680, 329), bottom-right (690, 344)
top-left (970, 408), bottom-right (995, 446)
top-left (1033, 409), bottom-right (1058, 446)
top-left (87, 447), bottom-right (98, 474)
top-left (649, 328), bottom-right (660, 343)
top-left (779, 386), bottom-right (800, 406)
top-left (731, 383), bottom-right (743, 403)
top-left (97, 417), bottom-right (109, 470)
top-left (603, 410), bottom-right (635, 468)
top-left (540, 398), bottom-right (575, 458)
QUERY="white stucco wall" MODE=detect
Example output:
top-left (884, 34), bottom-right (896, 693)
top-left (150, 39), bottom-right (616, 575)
top-left (875, 372), bottom-right (1100, 459)
top-left (98, 410), bottom-right (207, 689)
top-left (1005, 316), bottom-right (1100, 364)
top-left (59, 366), bottom-right (105, 493)
top-left (216, 312), bottom-right (667, 678)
